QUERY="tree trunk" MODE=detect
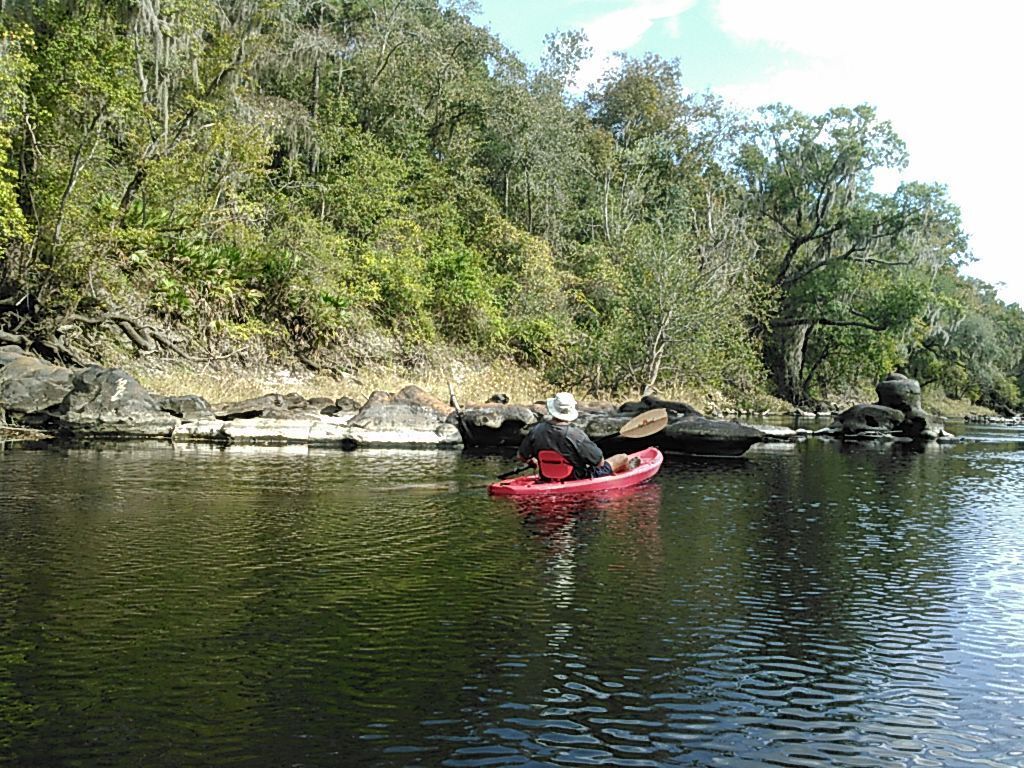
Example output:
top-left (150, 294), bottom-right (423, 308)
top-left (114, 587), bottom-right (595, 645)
top-left (769, 322), bottom-right (811, 404)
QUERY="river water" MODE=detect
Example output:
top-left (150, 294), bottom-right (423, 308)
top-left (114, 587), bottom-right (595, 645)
top-left (2, 425), bottom-right (1024, 767)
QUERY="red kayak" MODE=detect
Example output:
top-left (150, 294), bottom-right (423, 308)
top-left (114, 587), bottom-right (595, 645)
top-left (489, 446), bottom-right (663, 497)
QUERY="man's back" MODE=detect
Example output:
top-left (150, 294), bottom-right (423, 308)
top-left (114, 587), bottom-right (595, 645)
top-left (518, 420), bottom-right (603, 474)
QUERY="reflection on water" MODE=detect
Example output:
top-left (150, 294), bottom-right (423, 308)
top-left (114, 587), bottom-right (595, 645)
top-left (2, 431), bottom-right (1024, 766)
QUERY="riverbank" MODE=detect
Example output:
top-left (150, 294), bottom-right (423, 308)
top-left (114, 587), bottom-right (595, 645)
top-left (922, 387), bottom-right (1002, 419)
top-left (119, 354), bottom-right (796, 417)
top-left (122, 356), bottom-right (996, 422)
top-left (0, 424), bottom-right (50, 441)
top-left (0, 341), bottom-right (986, 456)
top-left (2, 338), bottom-right (998, 452)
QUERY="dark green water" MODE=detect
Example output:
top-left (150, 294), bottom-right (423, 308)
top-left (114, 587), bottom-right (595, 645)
top-left (2, 427), bottom-right (1024, 767)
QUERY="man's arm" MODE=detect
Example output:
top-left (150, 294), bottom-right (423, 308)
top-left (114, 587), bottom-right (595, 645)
top-left (516, 431), bottom-right (534, 464)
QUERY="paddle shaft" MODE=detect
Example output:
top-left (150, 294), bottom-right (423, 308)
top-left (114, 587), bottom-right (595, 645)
top-left (497, 464), bottom-right (531, 480)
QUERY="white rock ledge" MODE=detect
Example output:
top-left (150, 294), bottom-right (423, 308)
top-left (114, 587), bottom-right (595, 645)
top-left (171, 414), bottom-right (463, 448)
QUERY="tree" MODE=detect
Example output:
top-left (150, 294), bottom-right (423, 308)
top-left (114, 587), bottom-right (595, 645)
top-left (737, 104), bottom-right (966, 403)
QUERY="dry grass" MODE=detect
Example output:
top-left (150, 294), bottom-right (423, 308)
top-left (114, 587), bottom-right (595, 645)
top-left (128, 356), bottom-right (797, 413)
top-left (921, 386), bottom-right (996, 418)
top-left (115, 335), bottom-right (792, 411)
top-left (127, 355), bottom-right (553, 408)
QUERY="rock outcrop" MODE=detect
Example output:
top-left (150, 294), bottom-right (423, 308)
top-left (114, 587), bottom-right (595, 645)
top-left (57, 366), bottom-right (181, 438)
top-left (831, 373), bottom-right (946, 440)
top-left (1, 347), bottom-right (949, 454)
top-left (0, 347), bottom-right (179, 437)
top-left (453, 398), bottom-right (765, 457)
top-left (449, 403), bottom-right (540, 448)
top-left (0, 346), bottom-right (461, 448)
top-left (0, 345), bottom-right (75, 425)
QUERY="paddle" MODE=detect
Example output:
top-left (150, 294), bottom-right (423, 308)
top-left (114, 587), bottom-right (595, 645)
top-left (596, 407), bottom-right (668, 444)
top-left (496, 408), bottom-right (669, 480)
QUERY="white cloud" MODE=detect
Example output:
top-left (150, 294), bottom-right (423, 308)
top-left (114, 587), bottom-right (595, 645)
top-left (574, 0), bottom-right (696, 88)
top-left (555, 0), bottom-right (1024, 303)
top-left (712, 0), bottom-right (1024, 303)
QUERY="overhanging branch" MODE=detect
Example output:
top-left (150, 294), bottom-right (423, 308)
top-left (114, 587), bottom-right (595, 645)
top-left (771, 316), bottom-right (888, 332)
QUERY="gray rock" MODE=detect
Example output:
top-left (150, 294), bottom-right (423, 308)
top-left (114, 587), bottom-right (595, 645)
top-left (620, 394), bottom-right (703, 417)
top-left (395, 385), bottom-right (453, 413)
top-left (216, 392), bottom-right (311, 420)
top-left (659, 416), bottom-right (763, 456)
top-left (0, 344), bottom-right (29, 367)
top-left (156, 394), bottom-right (215, 422)
top-left (876, 373), bottom-right (922, 412)
top-left (900, 405), bottom-right (945, 440)
top-left (343, 384), bottom-right (452, 434)
top-left (350, 402), bottom-right (446, 432)
top-left (833, 403), bottom-right (906, 435)
top-left (0, 347), bottom-right (74, 423)
top-left (307, 397), bottom-right (337, 415)
top-left (586, 412), bottom-right (763, 456)
top-left (55, 366), bottom-right (179, 438)
top-left (833, 374), bottom-right (944, 441)
top-left (449, 404), bottom-right (539, 447)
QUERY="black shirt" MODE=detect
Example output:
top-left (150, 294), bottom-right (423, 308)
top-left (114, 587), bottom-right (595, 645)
top-left (517, 420), bottom-right (604, 472)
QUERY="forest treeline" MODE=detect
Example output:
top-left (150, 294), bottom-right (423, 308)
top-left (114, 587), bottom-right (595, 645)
top-left (2, 0), bottom-right (1022, 409)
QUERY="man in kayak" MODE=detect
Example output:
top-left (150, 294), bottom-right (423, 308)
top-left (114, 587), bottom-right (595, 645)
top-left (517, 392), bottom-right (632, 479)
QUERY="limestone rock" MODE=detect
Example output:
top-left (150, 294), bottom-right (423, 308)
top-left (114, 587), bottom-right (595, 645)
top-left (900, 405), bottom-right (945, 440)
top-left (876, 373), bottom-right (922, 413)
top-left (0, 346), bottom-right (74, 423)
top-left (449, 404), bottom-right (538, 447)
top-left (216, 392), bottom-right (314, 420)
top-left (56, 366), bottom-right (180, 438)
top-left (833, 403), bottom-right (905, 436)
top-left (156, 394), bottom-right (215, 422)
top-left (619, 394), bottom-right (703, 417)
top-left (659, 416), bottom-right (763, 456)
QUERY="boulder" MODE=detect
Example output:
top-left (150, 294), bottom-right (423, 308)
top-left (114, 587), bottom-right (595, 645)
top-left (396, 384), bottom-right (452, 414)
top-left (55, 366), bottom-right (180, 438)
top-left (349, 386), bottom-right (451, 432)
top-left (619, 394), bottom-right (703, 417)
top-left (660, 416), bottom-right (764, 455)
top-left (363, 390), bottom-right (394, 408)
top-left (156, 394), bottom-right (216, 422)
top-left (876, 373), bottom-right (922, 413)
top-left (0, 346), bottom-right (75, 424)
top-left (216, 392), bottom-right (315, 420)
top-left (335, 396), bottom-right (362, 411)
top-left (832, 403), bottom-right (905, 436)
top-left (449, 404), bottom-right (539, 447)
top-left (900, 405), bottom-right (945, 440)
top-left (831, 374), bottom-right (945, 440)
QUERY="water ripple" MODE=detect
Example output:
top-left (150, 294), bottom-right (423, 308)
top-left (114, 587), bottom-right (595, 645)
top-left (3, 435), bottom-right (1024, 766)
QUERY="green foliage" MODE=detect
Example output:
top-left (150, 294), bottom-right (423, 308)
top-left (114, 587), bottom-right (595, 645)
top-left (0, 22), bottom-right (34, 244)
top-left (737, 104), bottom-right (985, 404)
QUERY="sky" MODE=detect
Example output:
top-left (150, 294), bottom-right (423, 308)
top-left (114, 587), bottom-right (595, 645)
top-left (472, 0), bottom-right (1024, 306)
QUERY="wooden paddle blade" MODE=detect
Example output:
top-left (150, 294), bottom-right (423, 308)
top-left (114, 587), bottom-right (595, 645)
top-left (619, 407), bottom-right (669, 438)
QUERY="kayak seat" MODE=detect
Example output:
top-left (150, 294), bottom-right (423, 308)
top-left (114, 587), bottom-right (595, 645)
top-left (537, 450), bottom-right (574, 482)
